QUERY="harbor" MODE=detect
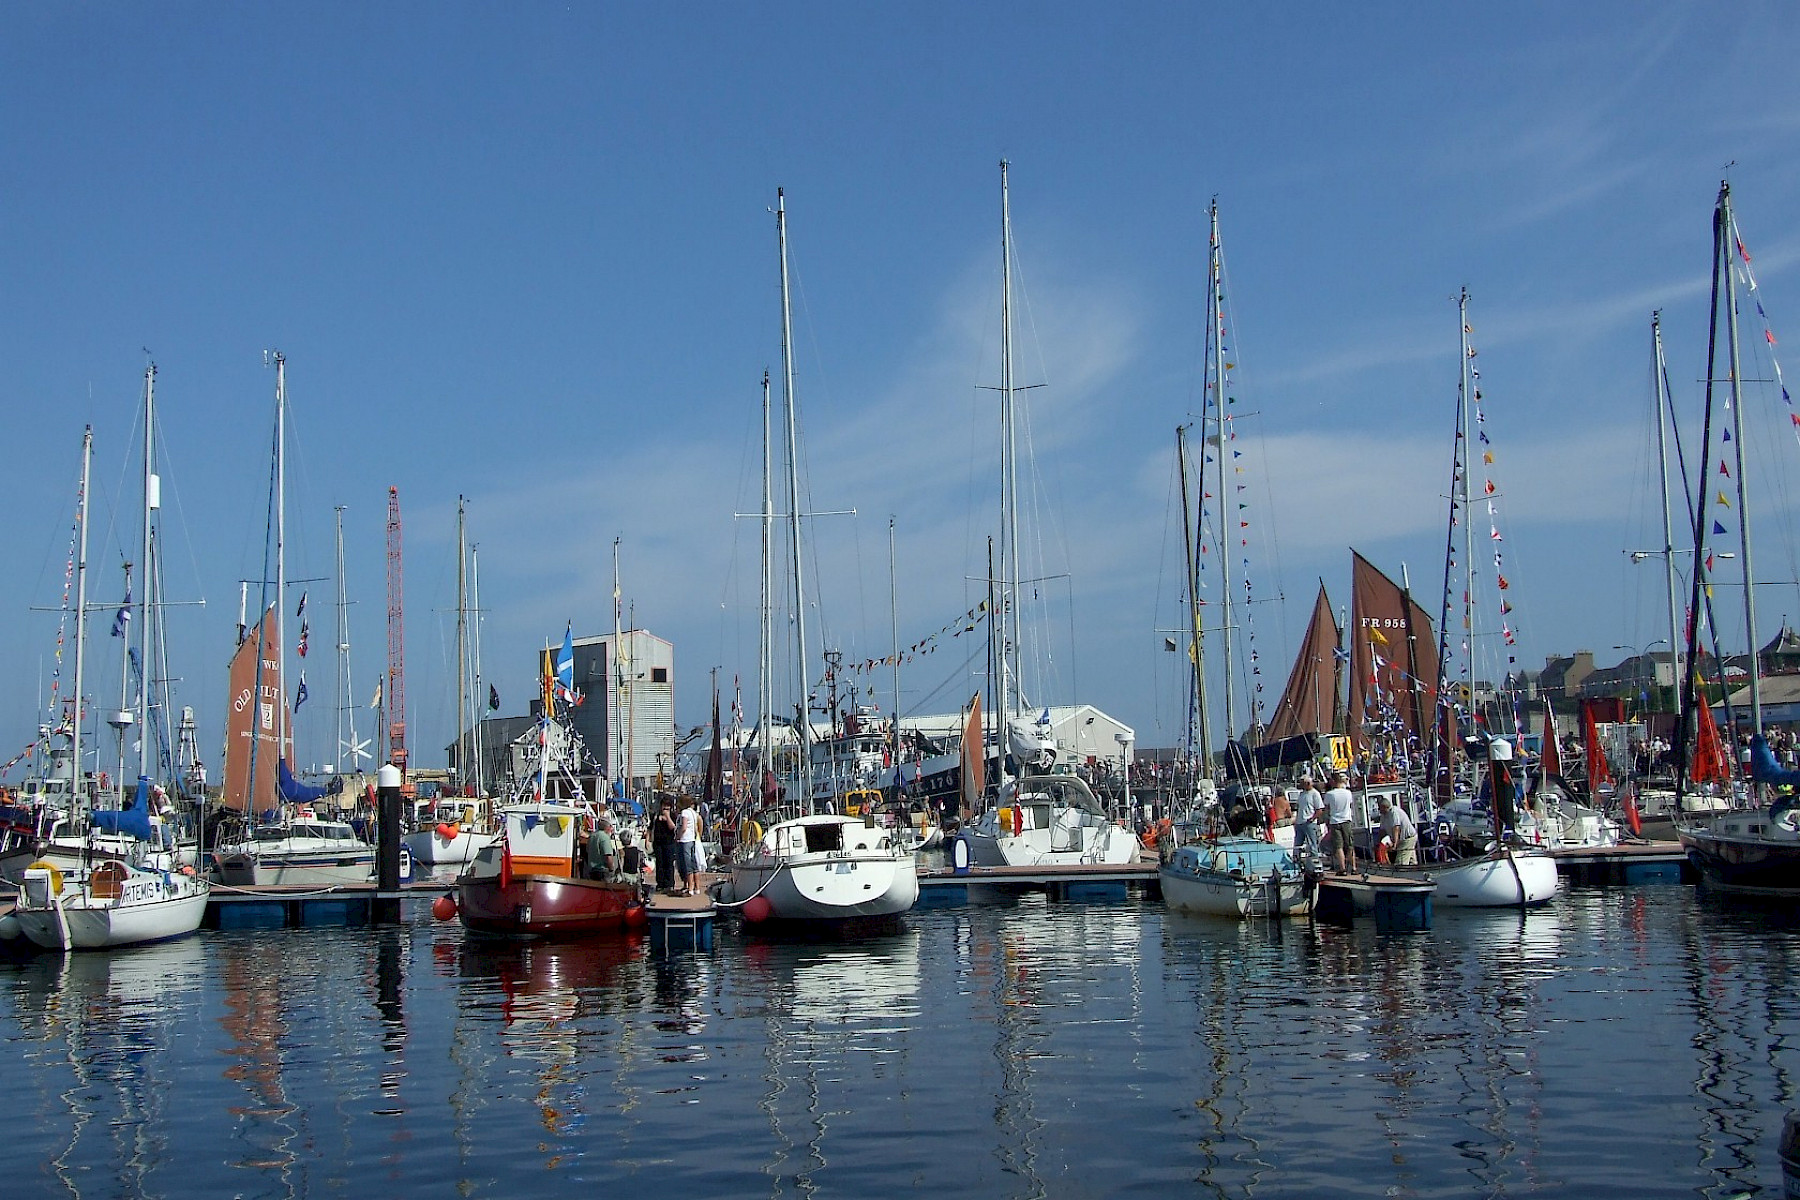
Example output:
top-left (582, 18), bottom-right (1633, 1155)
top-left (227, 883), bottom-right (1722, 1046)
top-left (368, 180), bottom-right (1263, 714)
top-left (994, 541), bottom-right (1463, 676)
top-left (3, 884), bottom-right (1799, 1196)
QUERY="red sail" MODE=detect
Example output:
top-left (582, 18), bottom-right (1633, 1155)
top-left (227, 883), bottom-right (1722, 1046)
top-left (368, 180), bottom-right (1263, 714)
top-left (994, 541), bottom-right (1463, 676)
top-left (1540, 700), bottom-right (1562, 776)
top-left (1265, 583), bottom-right (1342, 743)
top-left (1692, 689), bottom-right (1729, 784)
top-left (1347, 551), bottom-right (1440, 754)
top-left (221, 605), bottom-right (286, 814)
top-left (1582, 701), bottom-right (1615, 793)
top-left (959, 693), bottom-right (985, 816)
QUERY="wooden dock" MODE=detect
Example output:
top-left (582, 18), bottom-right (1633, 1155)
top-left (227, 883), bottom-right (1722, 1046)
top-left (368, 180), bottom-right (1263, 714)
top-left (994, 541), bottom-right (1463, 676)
top-left (1548, 839), bottom-right (1693, 885)
top-left (644, 875), bottom-right (718, 952)
top-left (917, 859), bottom-right (1159, 905)
top-left (206, 881), bottom-right (445, 929)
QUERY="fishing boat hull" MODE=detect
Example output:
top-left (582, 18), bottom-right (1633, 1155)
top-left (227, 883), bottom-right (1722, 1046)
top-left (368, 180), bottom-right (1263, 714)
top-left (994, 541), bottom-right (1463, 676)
top-left (456, 872), bottom-right (641, 937)
top-left (14, 862), bottom-right (209, 951)
top-left (1160, 840), bottom-right (1311, 918)
top-left (1679, 812), bottom-right (1800, 897)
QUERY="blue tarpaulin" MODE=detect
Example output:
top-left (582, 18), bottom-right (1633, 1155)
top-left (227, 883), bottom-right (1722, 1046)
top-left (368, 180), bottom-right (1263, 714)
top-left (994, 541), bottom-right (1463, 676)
top-left (91, 776), bottom-right (154, 841)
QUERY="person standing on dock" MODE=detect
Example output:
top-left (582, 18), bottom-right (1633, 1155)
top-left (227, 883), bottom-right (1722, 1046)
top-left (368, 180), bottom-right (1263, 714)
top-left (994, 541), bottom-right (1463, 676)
top-left (1291, 774), bottom-right (1323, 861)
top-left (676, 796), bottom-right (701, 897)
top-left (652, 798), bottom-right (679, 893)
top-left (1324, 772), bottom-right (1357, 875)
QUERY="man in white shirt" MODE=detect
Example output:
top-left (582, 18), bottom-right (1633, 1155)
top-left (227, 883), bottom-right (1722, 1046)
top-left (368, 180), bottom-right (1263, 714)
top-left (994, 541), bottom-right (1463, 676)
top-left (1323, 772), bottom-right (1357, 874)
top-left (1289, 774), bottom-right (1325, 861)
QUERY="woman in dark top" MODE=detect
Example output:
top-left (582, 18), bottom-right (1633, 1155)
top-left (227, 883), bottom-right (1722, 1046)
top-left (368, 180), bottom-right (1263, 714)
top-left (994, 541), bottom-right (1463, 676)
top-left (651, 798), bottom-right (678, 893)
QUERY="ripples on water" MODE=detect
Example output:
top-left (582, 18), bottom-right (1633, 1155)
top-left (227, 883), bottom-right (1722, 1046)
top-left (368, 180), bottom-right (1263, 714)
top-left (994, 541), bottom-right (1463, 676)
top-left (1, 888), bottom-right (1796, 1198)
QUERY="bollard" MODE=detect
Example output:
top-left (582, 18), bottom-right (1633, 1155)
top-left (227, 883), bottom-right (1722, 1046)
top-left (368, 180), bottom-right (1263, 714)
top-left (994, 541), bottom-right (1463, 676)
top-left (375, 762), bottom-right (403, 924)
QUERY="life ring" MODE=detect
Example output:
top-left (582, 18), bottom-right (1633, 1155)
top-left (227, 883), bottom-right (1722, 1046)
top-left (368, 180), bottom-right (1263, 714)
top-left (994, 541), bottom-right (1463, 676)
top-left (25, 859), bottom-right (62, 896)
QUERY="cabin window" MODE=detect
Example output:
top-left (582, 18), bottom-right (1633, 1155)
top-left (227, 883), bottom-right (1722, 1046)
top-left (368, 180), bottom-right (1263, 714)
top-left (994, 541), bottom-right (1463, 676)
top-left (803, 823), bottom-right (844, 853)
top-left (651, 667), bottom-right (668, 684)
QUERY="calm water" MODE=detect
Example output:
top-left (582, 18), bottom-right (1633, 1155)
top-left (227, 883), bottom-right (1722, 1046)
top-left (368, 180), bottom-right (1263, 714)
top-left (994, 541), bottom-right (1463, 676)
top-left (2, 886), bottom-right (1797, 1199)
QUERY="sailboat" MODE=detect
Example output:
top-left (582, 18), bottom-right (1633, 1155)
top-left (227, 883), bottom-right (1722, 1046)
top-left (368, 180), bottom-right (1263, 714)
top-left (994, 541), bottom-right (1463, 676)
top-left (1158, 201), bottom-right (1310, 917)
top-left (404, 497), bottom-right (497, 866)
top-left (958, 162), bottom-right (1136, 871)
top-left (1381, 291), bottom-right (1555, 907)
top-left (713, 188), bottom-right (919, 928)
top-left (1676, 181), bottom-right (1800, 897)
top-left (455, 627), bottom-right (645, 936)
top-left (14, 380), bottom-right (209, 951)
top-left (209, 354), bottom-right (373, 888)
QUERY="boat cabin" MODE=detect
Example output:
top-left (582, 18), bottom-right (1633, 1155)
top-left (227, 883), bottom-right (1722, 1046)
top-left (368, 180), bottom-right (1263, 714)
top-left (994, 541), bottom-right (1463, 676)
top-left (762, 816), bottom-right (892, 857)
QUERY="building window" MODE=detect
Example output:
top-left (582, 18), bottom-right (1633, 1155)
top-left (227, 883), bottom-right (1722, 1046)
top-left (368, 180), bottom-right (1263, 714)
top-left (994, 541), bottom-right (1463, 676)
top-left (651, 667), bottom-right (668, 684)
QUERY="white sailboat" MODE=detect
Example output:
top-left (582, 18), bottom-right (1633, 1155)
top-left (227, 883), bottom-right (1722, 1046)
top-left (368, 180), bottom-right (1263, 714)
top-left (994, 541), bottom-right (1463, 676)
top-left (405, 497), bottom-right (497, 866)
top-left (1158, 201), bottom-right (1311, 917)
top-left (960, 161), bottom-right (1136, 870)
top-left (1403, 291), bottom-right (1556, 908)
top-left (15, 377), bottom-right (209, 951)
top-left (209, 354), bottom-right (375, 888)
top-left (714, 188), bottom-right (918, 928)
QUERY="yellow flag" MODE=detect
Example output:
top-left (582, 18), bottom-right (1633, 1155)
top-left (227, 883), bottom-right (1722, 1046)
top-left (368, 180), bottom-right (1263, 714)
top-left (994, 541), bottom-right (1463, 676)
top-left (1369, 627), bottom-right (1389, 646)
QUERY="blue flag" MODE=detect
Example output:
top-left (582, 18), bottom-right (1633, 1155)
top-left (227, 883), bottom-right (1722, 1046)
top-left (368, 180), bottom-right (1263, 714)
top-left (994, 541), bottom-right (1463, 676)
top-left (555, 626), bottom-right (575, 703)
top-left (295, 673), bottom-right (309, 712)
top-left (111, 589), bottom-right (131, 638)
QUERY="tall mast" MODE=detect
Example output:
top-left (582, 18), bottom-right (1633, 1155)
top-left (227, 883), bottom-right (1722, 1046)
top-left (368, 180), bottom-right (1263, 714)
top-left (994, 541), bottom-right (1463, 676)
top-left (1207, 199), bottom-right (1236, 745)
top-left (455, 496), bottom-right (469, 790)
top-left (1459, 291), bottom-right (1476, 703)
top-left (777, 187), bottom-right (813, 808)
top-left (113, 561), bottom-right (133, 803)
top-left (889, 517), bottom-right (901, 771)
top-left (137, 362), bottom-right (157, 784)
top-left (1651, 313), bottom-right (1684, 704)
top-left (274, 353), bottom-right (288, 779)
top-left (470, 543), bottom-right (486, 796)
top-left (73, 426), bottom-right (93, 814)
top-left (996, 161), bottom-right (1017, 790)
top-left (1720, 185), bottom-right (1761, 736)
top-left (333, 505), bottom-right (356, 774)
top-left (612, 536), bottom-right (624, 790)
top-left (1176, 424), bottom-right (1211, 767)
top-left (759, 371), bottom-right (773, 796)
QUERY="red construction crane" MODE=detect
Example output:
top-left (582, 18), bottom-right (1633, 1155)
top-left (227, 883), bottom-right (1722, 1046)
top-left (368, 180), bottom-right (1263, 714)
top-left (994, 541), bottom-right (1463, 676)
top-left (386, 485), bottom-right (408, 788)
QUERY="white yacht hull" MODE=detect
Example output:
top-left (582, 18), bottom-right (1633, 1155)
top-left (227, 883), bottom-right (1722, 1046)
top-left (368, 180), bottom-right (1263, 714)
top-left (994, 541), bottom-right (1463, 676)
top-left (964, 823), bottom-right (1139, 868)
top-left (1416, 849), bottom-right (1558, 907)
top-left (214, 849), bottom-right (377, 888)
top-left (1160, 864), bottom-right (1310, 918)
top-left (402, 827), bottom-right (496, 865)
top-left (15, 865), bottom-right (209, 951)
top-left (726, 851), bottom-right (920, 922)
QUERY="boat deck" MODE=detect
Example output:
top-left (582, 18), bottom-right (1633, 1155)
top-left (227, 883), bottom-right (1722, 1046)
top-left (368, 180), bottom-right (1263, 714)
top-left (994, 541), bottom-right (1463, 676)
top-left (1548, 839), bottom-right (1694, 885)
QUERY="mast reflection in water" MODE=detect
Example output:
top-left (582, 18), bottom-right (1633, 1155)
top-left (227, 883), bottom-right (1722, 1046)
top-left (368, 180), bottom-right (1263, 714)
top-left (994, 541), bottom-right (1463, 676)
top-left (2, 890), bottom-right (1800, 1196)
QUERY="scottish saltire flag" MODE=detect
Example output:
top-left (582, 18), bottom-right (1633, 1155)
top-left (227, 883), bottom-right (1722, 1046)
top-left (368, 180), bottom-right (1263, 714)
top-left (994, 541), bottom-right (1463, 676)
top-left (295, 673), bottom-right (309, 712)
top-left (111, 589), bottom-right (131, 638)
top-left (555, 625), bottom-right (575, 703)
top-left (489, 683), bottom-right (500, 711)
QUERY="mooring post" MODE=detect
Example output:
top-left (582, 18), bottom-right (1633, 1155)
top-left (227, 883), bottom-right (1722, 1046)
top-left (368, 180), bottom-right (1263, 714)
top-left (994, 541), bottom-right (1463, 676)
top-left (376, 762), bottom-right (403, 923)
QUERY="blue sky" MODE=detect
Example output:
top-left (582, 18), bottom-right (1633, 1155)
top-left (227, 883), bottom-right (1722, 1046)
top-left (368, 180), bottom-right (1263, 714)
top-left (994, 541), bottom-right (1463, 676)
top-left (5, 3), bottom-right (1800, 781)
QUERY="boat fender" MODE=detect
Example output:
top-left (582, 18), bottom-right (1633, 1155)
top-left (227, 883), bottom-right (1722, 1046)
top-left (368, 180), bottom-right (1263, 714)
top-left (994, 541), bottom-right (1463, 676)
top-left (25, 860), bottom-right (62, 896)
top-left (0, 912), bottom-right (18, 941)
top-left (431, 894), bottom-right (457, 921)
top-left (624, 904), bottom-right (649, 929)
top-left (743, 895), bottom-right (773, 923)
top-left (436, 822), bottom-right (459, 840)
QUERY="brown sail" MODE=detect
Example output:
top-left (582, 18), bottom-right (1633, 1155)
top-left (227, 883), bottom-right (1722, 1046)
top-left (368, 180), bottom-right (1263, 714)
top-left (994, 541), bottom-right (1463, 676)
top-left (1264, 583), bottom-right (1342, 743)
top-left (1347, 551), bottom-right (1439, 757)
top-left (221, 605), bottom-right (286, 814)
top-left (959, 693), bottom-right (985, 816)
